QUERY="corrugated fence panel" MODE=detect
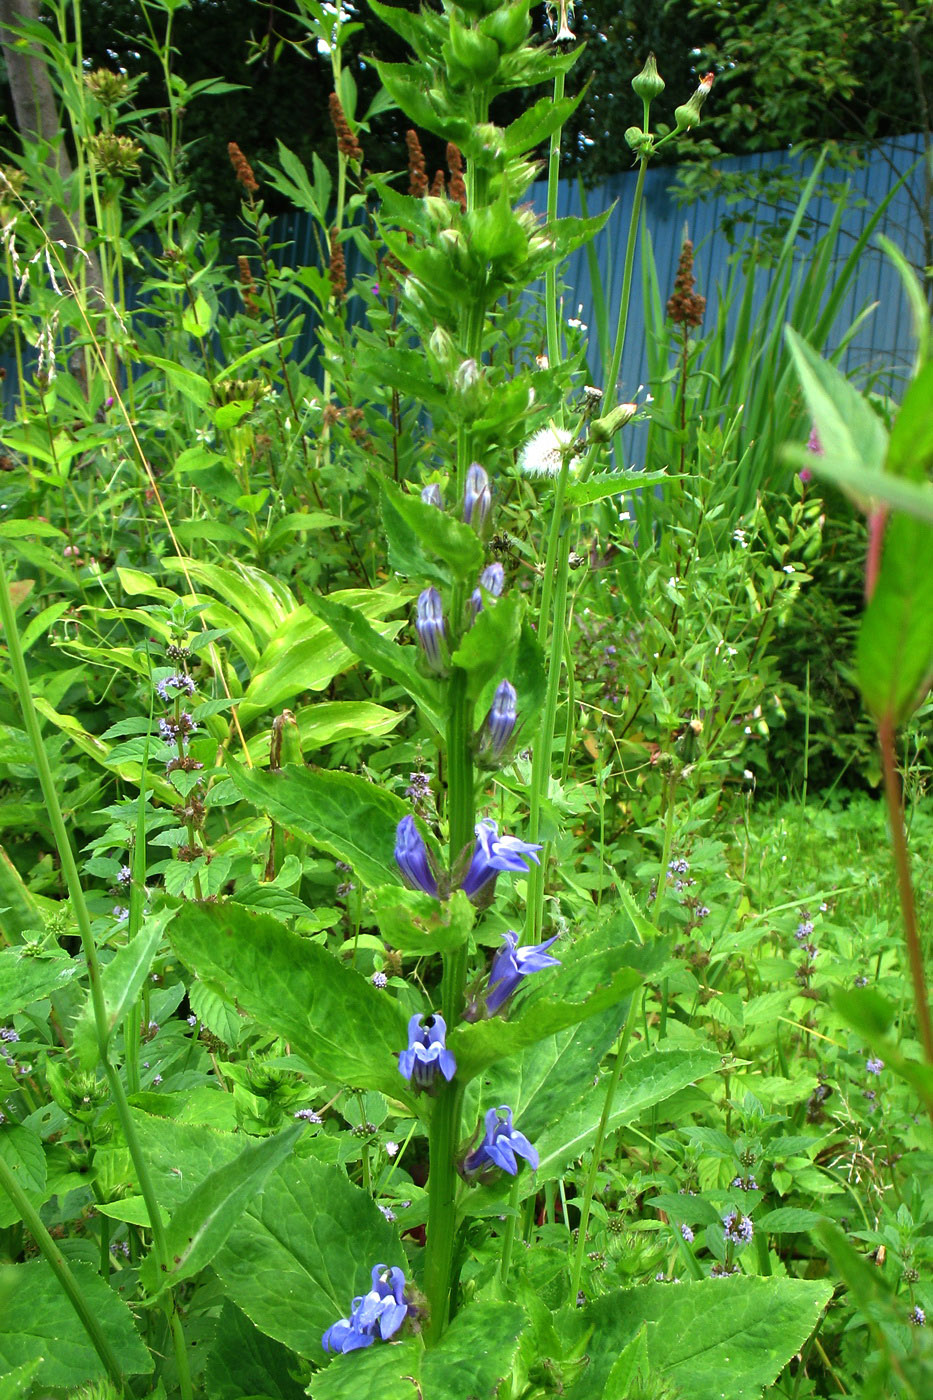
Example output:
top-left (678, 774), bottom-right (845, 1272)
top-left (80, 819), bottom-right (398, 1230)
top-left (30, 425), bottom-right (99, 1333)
top-left (0, 134), bottom-right (927, 411)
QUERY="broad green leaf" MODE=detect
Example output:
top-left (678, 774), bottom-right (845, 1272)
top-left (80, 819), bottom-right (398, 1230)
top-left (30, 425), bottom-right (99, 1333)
top-left (758, 1208), bottom-right (826, 1233)
top-left (368, 886), bottom-right (474, 955)
top-left (227, 762), bottom-right (408, 890)
top-left (566, 1276), bottom-right (832, 1400)
top-left (169, 901), bottom-right (410, 1097)
top-left (856, 512), bottom-right (933, 723)
top-left (0, 1126), bottom-right (47, 1229)
top-left (245, 701), bottom-right (403, 765)
top-left (0, 947), bottom-right (78, 1018)
top-left (786, 446), bottom-right (933, 519)
top-left (72, 908), bottom-right (171, 1068)
top-left (144, 355), bottom-right (212, 408)
top-left (182, 292), bottom-right (213, 337)
top-left (0, 1357), bottom-right (42, 1399)
top-left (381, 479), bottom-right (484, 585)
top-left (886, 360), bottom-right (933, 482)
top-left (139, 1124), bottom-right (300, 1296)
top-left (307, 593), bottom-right (443, 729)
top-left (214, 1157), bottom-right (402, 1358)
top-left (312, 1340), bottom-right (421, 1400)
top-left (203, 1302), bottom-right (306, 1400)
top-left (451, 955), bottom-right (643, 1083)
top-left (784, 326), bottom-right (888, 477)
top-left (451, 594), bottom-right (524, 701)
top-left (603, 1326), bottom-right (651, 1399)
top-left (0, 1261), bottom-right (152, 1386)
top-left (188, 979), bottom-right (248, 1048)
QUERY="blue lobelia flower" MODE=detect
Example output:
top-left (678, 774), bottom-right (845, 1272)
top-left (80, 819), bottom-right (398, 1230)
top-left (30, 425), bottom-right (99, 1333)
top-left (415, 587), bottom-right (447, 672)
top-left (470, 561), bottom-right (505, 616)
top-left (476, 679), bottom-right (518, 766)
top-left (322, 1263), bottom-right (410, 1354)
top-left (420, 482), bottom-right (443, 508)
top-left (485, 929), bottom-right (560, 1015)
top-left (394, 815), bottom-right (439, 896)
top-left (463, 1105), bottom-right (538, 1178)
top-left (462, 462), bottom-right (491, 533)
top-left (398, 1013), bottom-right (456, 1091)
top-left (460, 818), bottom-right (541, 900)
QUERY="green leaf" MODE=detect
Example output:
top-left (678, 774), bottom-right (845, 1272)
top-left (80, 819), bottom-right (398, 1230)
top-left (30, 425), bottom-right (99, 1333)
top-left (0, 1261), bottom-right (152, 1387)
top-left (451, 594), bottom-right (524, 701)
top-left (783, 448), bottom-right (933, 523)
top-left (182, 292), bottom-right (213, 338)
top-left (566, 1276), bottom-right (832, 1400)
top-left (307, 593), bottom-right (443, 729)
top-left (381, 479), bottom-right (484, 585)
top-left (312, 1340), bottom-right (421, 1400)
top-left (369, 886), bottom-right (474, 954)
top-left (72, 908), bottom-right (171, 1068)
top-left (213, 1157), bottom-right (402, 1358)
top-left (0, 1126), bottom-right (47, 1230)
top-left (0, 1357), bottom-right (42, 1399)
top-left (139, 1124), bottom-right (300, 1297)
top-left (203, 1302), bottom-right (307, 1400)
top-left (245, 701), bottom-right (403, 765)
top-left (169, 901), bottom-right (410, 1097)
top-left (566, 468), bottom-right (672, 507)
top-left (886, 360), bottom-right (933, 482)
top-left (144, 355), bottom-right (212, 409)
top-left (0, 948), bottom-right (78, 1018)
top-left (451, 956), bottom-right (642, 1083)
top-left (856, 512), bottom-right (933, 723)
top-left (784, 326), bottom-right (888, 476)
top-left (227, 762), bottom-right (408, 890)
top-left (758, 1208), bottom-right (827, 1233)
top-left (603, 1326), bottom-right (651, 1398)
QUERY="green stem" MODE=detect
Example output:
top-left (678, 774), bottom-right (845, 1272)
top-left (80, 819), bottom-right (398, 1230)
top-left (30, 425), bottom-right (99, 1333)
top-left (423, 1082), bottom-right (464, 1342)
top-left (544, 68), bottom-right (566, 367)
top-left (0, 1152), bottom-right (129, 1394)
top-left (569, 991), bottom-right (641, 1301)
top-left (601, 154), bottom-right (649, 409)
top-left (0, 551), bottom-right (194, 1400)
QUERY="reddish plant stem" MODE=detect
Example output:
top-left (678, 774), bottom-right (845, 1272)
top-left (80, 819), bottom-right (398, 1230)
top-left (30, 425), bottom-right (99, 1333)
top-left (864, 508), bottom-right (888, 602)
top-left (877, 714), bottom-right (933, 1070)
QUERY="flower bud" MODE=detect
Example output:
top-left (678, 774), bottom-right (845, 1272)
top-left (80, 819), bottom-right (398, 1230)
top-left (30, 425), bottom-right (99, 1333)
top-left (624, 126), bottom-right (653, 156)
top-left (463, 463), bottom-right (492, 535)
top-left (477, 679), bottom-right (517, 766)
top-left (470, 561), bottom-right (505, 616)
top-left (421, 483), bottom-right (443, 509)
top-left (632, 53), bottom-right (665, 103)
top-left (589, 402), bottom-right (638, 443)
top-left (675, 72), bottom-right (714, 132)
top-left (415, 587), bottom-right (447, 673)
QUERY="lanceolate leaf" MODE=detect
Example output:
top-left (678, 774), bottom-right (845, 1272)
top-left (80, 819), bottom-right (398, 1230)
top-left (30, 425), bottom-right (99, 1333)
top-left (72, 908), bottom-right (171, 1069)
top-left (168, 901), bottom-right (410, 1098)
top-left (381, 478), bottom-right (484, 586)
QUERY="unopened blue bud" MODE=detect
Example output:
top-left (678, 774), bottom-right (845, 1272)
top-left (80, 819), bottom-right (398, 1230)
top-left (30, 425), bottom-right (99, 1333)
top-left (463, 463), bottom-right (492, 535)
top-left (471, 561), bottom-right (505, 616)
top-left (477, 679), bottom-right (517, 764)
top-left (415, 587), bottom-right (447, 672)
top-left (421, 483), bottom-right (443, 508)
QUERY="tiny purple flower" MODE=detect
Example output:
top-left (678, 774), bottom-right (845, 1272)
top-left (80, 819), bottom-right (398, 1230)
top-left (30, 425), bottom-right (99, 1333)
top-left (854, 975), bottom-right (869, 987)
top-left (477, 680), bottom-right (518, 764)
top-left (156, 673), bottom-right (196, 703)
top-left (372, 971), bottom-right (388, 989)
top-left (485, 930), bottom-right (560, 1015)
top-left (322, 1263), bottom-right (410, 1354)
top-left (0, 1028), bottom-right (19, 1044)
top-left (463, 1104), bottom-right (538, 1177)
top-left (731, 1174), bottom-right (758, 1191)
top-left (723, 1210), bottom-right (754, 1247)
top-left (294, 1108), bottom-right (323, 1123)
top-left (398, 1014), bottom-right (456, 1091)
top-left (460, 819), bottom-right (541, 900)
top-left (415, 587), bottom-right (447, 673)
top-left (795, 920), bottom-right (814, 941)
top-left (117, 864), bottom-right (132, 885)
top-left (152, 1074), bottom-right (163, 1085)
top-left (680, 1223), bottom-right (694, 1243)
top-left (910, 1304), bottom-right (925, 1326)
top-left (866, 1057), bottom-right (884, 1075)
top-left (668, 857), bottom-right (689, 875)
top-left (421, 483), bottom-right (443, 509)
top-left (463, 463), bottom-right (491, 533)
top-left (394, 815), bottom-right (439, 896)
top-left (186, 1014), bottom-right (198, 1027)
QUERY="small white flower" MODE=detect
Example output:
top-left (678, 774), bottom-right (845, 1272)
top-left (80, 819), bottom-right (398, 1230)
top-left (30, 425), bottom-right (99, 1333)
top-left (385, 1141), bottom-right (399, 1158)
top-left (783, 564), bottom-right (795, 574)
top-left (518, 426), bottom-right (580, 478)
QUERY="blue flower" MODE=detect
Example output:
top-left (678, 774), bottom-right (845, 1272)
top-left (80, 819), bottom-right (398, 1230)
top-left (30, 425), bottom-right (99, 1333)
top-left (395, 816), bottom-right (438, 896)
top-left (485, 930), bottom-right (560, 1015)
top-left (415, 587), bottom-right (447, 673)
top-left (462, 463), bottom-right (491, 533)
top-left (420, 483), bottom-right (443, 508)
top-left (322, 1264), bottom-right (410, 1354)
top-left (398, 1014), bottom-right (456, 1091)
top-left (470, 562), bottom-right (505, 616)
top-left (463, 1105), bottom-right (538, 1177)
top-left (476, 680), bottom-right (518, 766)
top-left (460, 819), bottom-right (541, 900)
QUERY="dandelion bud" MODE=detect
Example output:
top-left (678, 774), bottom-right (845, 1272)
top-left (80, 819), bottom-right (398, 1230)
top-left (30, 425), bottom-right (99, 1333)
top-left (463, 463), bottom-right (492, 534)
top-left (632, 52), bottom-right (665, 103)
top-left (421, 483), bottom-right (443, 509)
top-left (415, 587), bottom-right (447, 673)
top-left (477, 679), bottom-right (517, 766)
top-left (589, 402), bottom-right (638, 443)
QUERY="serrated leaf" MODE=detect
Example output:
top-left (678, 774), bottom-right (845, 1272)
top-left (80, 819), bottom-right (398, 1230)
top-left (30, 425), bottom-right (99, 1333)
top-left (0, 1261), bottom-right (152, 1387)
top-left (368, 886), bottom-right (474, 954)
top-left (72, 908), bottom-right (171, 1068)
top-left (203, 1302), bottom-right (306, 1400)
top-left (139, 1125), bottom-right (300, 1297)
top-left (169, 900), bottom-right (410, 1097)
top-left (0, 1126), bottom-right (47, 1229)
top-left (381, 479), bottom-right (484, 586)
top-left (0, 947), bottom-right (78, 1018)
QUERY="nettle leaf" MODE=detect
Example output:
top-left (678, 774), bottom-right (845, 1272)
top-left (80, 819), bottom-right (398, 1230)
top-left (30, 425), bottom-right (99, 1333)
top-left (0, 1261), bottom-right (152, 1388)
top-left (368, 886), bottom-right (474, 955)
top-left (227, 762), bottom-right (408, 890)
top-left (169, 901), bottom-right (410, 1097)
top-left (0, 947), bottom-right (79, 1018)
top-left (381, 479), bottom-right (484, 586)
top-left (565, 1276), bottom-right (832, 1400)
top-left (312, 1301), bottom-right (526, 1400)
top-left (213, 1157), bottom-right (402, 1359)
top-left (139, 1124), bottom-right (301, 1297)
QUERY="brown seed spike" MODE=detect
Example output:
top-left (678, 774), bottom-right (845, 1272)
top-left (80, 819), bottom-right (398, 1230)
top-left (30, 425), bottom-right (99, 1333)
top-left (447, 142), bottom-right (467, 212)
top-left (430, 169), bottom-right (446, 199)
top-left (666, 239), bottom-right (706, 328)
top-left (329, 227), bottom-right (347, 302)
top-left (227, 142), bottom-right (259, 194)
top-left (328, 92), bottom-right (363, 162)
top-left (406, 130), bottom-right (428, 198)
